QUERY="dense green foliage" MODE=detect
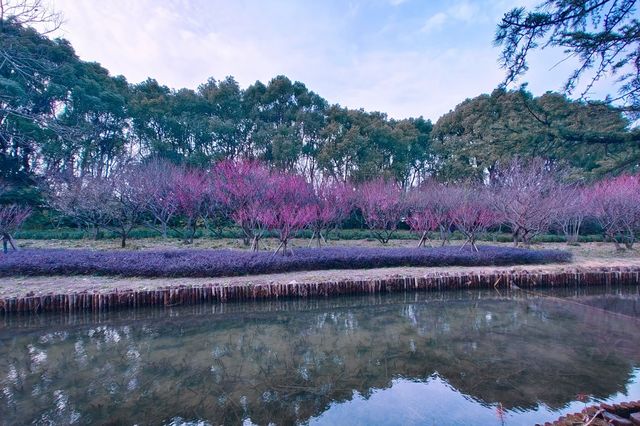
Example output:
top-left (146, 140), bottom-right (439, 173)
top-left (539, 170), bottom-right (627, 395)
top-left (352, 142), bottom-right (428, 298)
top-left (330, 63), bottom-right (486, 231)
top-left (496, 0), bottom-right (640, 115)
top-left (1, 21), bottom-right (433, 191)
top-left (1, 17), bottom-right (638, 210)
top-left (432, 88), bottom-right (638, 181)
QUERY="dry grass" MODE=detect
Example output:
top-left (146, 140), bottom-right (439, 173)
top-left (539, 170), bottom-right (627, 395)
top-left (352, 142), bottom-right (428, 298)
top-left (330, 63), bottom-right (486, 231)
top-left (13, 235), bottom-right (638, 255)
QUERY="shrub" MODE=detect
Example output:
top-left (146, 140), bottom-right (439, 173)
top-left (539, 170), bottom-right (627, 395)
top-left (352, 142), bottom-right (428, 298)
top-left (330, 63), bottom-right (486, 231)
top-left (0, 245), bottom-right (572, 278)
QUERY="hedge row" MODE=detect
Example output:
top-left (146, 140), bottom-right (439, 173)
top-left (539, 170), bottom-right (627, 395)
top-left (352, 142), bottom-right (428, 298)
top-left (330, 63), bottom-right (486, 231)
top-left (14, 227), bottom-right (606, 243)
top-left (0, 245), bottom-right (572, 278)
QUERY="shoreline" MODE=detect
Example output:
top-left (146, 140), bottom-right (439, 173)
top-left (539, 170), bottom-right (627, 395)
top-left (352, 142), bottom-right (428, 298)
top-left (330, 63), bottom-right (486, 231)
top-left (2, 262), bottom-right (639, 314)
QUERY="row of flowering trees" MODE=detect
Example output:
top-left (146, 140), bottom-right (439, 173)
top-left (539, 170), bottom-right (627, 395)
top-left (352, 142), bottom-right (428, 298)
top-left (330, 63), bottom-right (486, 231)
top-left (44, 160), bottom-right (354, 253)
top-left (0, 181), bottom-right (32, 253)
top-left (4, 158), bottom-right (639, 253)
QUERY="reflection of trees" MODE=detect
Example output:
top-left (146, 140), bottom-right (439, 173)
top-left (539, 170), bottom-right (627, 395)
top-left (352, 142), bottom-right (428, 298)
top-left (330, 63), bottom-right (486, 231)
top-left (0, 287), bottom-right (639, 425)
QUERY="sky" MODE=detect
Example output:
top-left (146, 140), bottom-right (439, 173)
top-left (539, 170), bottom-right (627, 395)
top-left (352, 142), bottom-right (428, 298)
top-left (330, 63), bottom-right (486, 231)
top-left (48, 0), bottom-right (614, 120)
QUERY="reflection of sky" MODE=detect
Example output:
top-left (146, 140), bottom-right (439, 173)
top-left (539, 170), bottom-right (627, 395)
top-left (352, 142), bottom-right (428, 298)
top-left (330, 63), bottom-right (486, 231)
top-left (310, 369), bottom-right (640, 426)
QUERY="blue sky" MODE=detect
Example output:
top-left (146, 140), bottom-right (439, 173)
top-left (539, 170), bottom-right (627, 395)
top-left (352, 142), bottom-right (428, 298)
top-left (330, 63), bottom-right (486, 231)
top-left (51, 0), bottom-right (613, 120)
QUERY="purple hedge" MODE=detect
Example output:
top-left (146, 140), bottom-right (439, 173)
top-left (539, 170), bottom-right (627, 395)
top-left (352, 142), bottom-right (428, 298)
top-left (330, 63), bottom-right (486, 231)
top-left (0, 245), bottom-right (571, 278)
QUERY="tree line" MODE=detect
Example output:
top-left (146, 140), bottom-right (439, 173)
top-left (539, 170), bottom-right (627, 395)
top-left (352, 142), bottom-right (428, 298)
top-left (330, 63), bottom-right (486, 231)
top-left (2, 17), bottom-right (639, 209)
top-left (2, 158), bottom-right (638, 253)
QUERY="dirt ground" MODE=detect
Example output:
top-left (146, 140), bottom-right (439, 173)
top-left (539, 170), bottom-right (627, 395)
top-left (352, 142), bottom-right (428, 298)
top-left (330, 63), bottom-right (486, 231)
top-left (1, 239), bottom-right (639, 299)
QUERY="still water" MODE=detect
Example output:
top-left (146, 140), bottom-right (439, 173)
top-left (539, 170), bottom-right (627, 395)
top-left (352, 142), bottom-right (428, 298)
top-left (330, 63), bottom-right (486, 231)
top-left (1, 286), bottom-right (639, 425)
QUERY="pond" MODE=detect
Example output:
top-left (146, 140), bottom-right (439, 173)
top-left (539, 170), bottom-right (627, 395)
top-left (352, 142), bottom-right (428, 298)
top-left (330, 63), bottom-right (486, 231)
top-left (1, 285), bottom-right (639, 425)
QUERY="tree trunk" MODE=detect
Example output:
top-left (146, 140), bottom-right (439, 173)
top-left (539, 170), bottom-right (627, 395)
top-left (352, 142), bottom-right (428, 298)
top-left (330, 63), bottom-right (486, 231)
top-left (251, 236), bottom-right (260, 251)
top-left (308, 230), bottom-right (322, 248)
top-left (242, 223), bottom-right (254, 247)
top-left (121, 234), bottom-right (126, 248)
top-left (470, 236), bottom-right (478, 252)
top-left (190, 223), bottom-right (196, 244)
top-left (274, 241), bottom-right (284, 255)
top-left (417, 231), bottom-right (427, 247)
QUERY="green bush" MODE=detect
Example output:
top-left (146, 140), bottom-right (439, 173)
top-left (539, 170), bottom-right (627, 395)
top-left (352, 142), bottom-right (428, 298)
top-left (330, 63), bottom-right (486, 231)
top-left (15, 226), bottom-right (606, 244)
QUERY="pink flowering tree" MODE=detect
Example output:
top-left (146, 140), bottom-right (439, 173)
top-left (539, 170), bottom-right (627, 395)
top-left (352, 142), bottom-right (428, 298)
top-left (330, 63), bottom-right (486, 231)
top-left (355, 178), bottom-right (406, 244)
top-left (107, 166), bottom-right (152, 248)
top-left (586, 174), bottom-right (640, 250)
top-left (0, 204), bottom-right (31, 252)
top-left (212, 160), bottom-right (272, 250)
top-left (136, 160), bottom-right (181, 239)
top-left (492, 158), bottom-right (559, 247)
top-left (201, 179), bottom-right (228, 239)
top-left (46, 174), bottom-right (115, 239)
top-left (553, 184), bottom-right (588, 245)
top-left (450, 187), bottom-right (500, 252)
top-left (405, 186), bottom-right (440, 247)
top-left (262, 172), bottom-right (316, 255)
top-left (174, 168), bottom-right (209, 244)
top-left (308, 180), bottom-right (353, 247)
top-left (407, 181), bottom-right (459, 246)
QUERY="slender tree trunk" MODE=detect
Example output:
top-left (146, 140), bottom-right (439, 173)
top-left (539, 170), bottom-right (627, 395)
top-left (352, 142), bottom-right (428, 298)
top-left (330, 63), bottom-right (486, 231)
top-left (242, 224), bottom-right (253, 247)
top-left (274, 241), bottom-right (284, 255)
top-left (121, 233), bottom-right (126, 248)
top-left (251, 236), bottom-right (260, 251)
top-left (471, 236), bottom-right (478, 252)
top-left (308, 229), bottom-right (322, 247)
top-left (417, 231), bottom-right (427, 247)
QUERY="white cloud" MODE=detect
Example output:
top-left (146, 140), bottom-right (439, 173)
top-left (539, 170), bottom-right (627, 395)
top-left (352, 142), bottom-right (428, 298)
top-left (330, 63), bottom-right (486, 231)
top-left (421, 12), bottom-right (447, 33)
top-left (420, 2), bottom-right (483, 34)
top-left (45, 0), bottom-right (616, 122)
top-left (326, 47), bottom-right (505, 120)
top-left (449, 1), bottom-right (478, 22)
top-left (51, 0), bottom-right (328, 90)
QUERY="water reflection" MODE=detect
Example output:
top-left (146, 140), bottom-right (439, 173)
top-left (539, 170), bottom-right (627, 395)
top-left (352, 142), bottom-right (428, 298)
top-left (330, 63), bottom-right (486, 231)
top-left (1, 286), bottom-right (639, 425)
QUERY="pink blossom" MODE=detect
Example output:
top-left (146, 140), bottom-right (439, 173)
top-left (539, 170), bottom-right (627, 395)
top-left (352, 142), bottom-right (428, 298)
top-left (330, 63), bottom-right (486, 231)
top-left (261, 172), bottom-right (316, 255)
top-left (585, 174), bottom-right (640, 249)
top-left (174, 168), bottom-right (209, 243)
top-left (355, 179), bottom-right (406, 244)
top-left (211, 160), bottom-right (273, 250)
